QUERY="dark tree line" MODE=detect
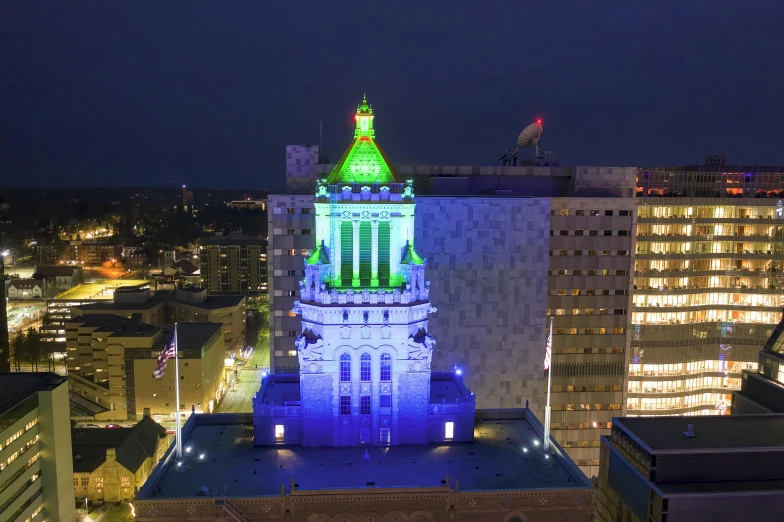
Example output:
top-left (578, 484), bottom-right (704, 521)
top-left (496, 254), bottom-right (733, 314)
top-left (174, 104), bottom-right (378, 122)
top-left (11, 328), bottom-right (59, 372)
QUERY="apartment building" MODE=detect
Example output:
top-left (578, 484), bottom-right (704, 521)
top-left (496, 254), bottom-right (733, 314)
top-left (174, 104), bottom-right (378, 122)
top-left (200, 235), bottom-right (267, 295)
top-left (65, 240), bottom-right (122, 265)
top-left (631, 165), bottom-right (784, 416)
top-left (0, 373), bottom-right (75, 522)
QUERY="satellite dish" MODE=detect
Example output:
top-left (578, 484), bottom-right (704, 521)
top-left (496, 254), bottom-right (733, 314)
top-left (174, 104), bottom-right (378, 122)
top-left (517, 119), bottom-right (544, 158)
top-left (499, 119), bottom-right (545, 165)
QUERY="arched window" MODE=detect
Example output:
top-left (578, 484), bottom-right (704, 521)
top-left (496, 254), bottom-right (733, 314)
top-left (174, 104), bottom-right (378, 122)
top-left (340, 353), bottom-right (351, 382)
top-left (360, 353), bottom-right (371, 382)
top-left (380, 353), bottom-right (391, 382)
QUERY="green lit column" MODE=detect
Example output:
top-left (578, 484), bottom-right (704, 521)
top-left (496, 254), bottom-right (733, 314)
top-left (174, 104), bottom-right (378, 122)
top-left (333, 218), bottom-right (342, 286)
top-left (352, 220), bottom-right (360, 287)
top-left (371, 220), bottom-right (379, 287)
top-left (389, 217), bottom-right (399, 286)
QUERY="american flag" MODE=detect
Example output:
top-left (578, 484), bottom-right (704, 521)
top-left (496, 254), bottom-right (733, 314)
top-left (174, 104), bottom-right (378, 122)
top-left (544, 317), bottom-right (553, 371)
top-left (153, 332), bottom-right (176, 379)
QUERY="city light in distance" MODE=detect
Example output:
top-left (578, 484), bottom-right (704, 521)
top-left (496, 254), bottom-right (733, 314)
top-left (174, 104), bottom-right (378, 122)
top-left (199, 453), bottom-right (205, 460)
top-left (185, 446), bottom-right (192, 453)
top-left (523, 447), bottom-right (528, 453)
top-left (533, 440), bottom-right (540, 447)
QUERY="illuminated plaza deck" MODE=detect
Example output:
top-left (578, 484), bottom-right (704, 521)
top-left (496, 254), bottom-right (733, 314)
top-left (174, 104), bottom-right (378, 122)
top-left (144, 413), bottom-right (587, 499)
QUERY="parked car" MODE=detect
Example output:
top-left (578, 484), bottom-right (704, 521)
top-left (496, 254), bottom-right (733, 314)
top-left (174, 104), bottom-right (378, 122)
top-left (105, 424), bottom-right (119, 428)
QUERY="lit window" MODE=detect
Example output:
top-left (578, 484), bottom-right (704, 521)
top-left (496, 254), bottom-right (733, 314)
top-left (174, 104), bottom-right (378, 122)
top-left (445, 421), bottom-right (454, 440)
top-left (121, 476), bottom-right (130, 488)
top-left (275, 425), bottom-right (285, 443)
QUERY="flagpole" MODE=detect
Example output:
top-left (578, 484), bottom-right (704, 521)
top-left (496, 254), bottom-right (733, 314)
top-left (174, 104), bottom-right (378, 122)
top-left (544, 316), bottom-right (553, 451)
top-left (174, 323), bottom-right (182, 459)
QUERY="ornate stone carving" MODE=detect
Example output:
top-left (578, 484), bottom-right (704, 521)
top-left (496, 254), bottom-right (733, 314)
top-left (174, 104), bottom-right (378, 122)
top-left (296, 335), bottom-right (324, 362)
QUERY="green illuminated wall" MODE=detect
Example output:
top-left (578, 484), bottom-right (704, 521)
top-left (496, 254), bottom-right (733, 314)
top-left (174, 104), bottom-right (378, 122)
top-left (378, 222), bottom-right (390, 286)
top-left (340, 221), bottom-right (353, 285)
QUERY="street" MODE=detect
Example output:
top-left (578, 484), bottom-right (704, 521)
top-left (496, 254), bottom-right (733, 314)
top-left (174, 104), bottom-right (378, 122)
top-left (216, 343), bottom-right (270, 413)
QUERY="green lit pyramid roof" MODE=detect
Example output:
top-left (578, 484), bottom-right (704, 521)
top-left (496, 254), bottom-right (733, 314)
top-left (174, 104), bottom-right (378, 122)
top-left (306, 241), bottom-right (330, 265)
top-left (325, 95), bottom-right (402, 185)
top-left (401, 240), bottom-right (424, 265)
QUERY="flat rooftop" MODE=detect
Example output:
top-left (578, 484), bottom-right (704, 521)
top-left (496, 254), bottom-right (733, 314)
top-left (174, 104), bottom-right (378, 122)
top-left (616, 415), bottom-right (784, 452)
top-left (148, 418), bottom-right (583, 499)
top-left (54, 280), bottom-right (150, 300)
top-left (0, 373), bottom-right (67, 416)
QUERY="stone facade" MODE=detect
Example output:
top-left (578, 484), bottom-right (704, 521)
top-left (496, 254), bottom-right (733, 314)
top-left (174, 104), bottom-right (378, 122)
top-left (416, 197), bottom-right (551, 418)
top-left (133, 486), bottom-right (594, 522)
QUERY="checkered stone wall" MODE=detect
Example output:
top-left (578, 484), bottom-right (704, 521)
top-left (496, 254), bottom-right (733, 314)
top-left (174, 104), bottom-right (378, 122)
top-left (415, 197), bottom-right (551, 416)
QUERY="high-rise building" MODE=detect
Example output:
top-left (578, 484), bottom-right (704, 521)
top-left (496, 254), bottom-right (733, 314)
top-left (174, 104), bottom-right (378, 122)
top-left (595, 414), bottom-right (784, 522)
top-left (631, 165), bottom-right (784, 416)
top-left (269, 98), bottom-right (637, 477)
top-left (199, 235), bottom-right (267, 295)
top-left (0, 373), bottom-right (75, 522)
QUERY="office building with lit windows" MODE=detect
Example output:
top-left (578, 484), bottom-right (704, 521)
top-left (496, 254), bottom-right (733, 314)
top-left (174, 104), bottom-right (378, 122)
top-left (0, 373), bottom-right (75, 522)
top-left (269, 98), bottom-right (637, 478)
top-left (631, 165), bottom-right (784, 417)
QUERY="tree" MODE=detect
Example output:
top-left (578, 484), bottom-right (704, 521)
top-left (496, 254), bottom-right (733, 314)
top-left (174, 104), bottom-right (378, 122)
top-left (24, 328), bottom-right (42, 372)
top-left (12, 331), bottom-right (27, 372)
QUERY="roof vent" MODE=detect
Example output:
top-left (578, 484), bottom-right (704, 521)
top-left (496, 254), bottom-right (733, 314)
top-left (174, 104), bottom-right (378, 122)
top-left (684, 424), bottom-right (697, 438)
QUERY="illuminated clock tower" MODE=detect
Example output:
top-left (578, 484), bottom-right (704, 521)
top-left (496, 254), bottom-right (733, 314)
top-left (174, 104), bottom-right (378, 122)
top-left (293, 95), bottom-right (437, 446)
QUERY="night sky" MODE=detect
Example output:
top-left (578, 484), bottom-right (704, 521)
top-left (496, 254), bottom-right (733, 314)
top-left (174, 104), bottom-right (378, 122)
top-left (2, 1), bottom-right (783, 190)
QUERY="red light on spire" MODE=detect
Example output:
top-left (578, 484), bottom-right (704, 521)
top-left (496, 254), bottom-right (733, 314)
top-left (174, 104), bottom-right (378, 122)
top-left (536, 119), bottom-right (542, 124)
